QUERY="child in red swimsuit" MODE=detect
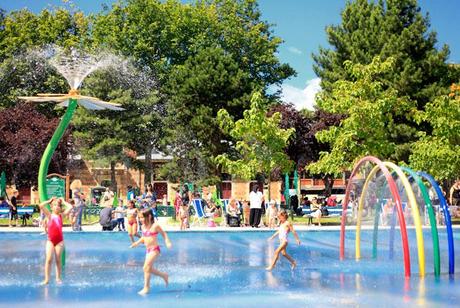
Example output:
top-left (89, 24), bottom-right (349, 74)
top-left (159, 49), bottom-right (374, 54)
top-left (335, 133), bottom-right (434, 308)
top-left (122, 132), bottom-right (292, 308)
top-left (130, 208), bottom-right (172, 295)
top-left (39, 197), bottom-right (73, 285)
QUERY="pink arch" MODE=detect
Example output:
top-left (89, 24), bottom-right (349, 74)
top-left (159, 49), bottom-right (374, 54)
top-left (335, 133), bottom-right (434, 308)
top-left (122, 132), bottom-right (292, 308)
top-left (339, 156), bottom-right (411, 277)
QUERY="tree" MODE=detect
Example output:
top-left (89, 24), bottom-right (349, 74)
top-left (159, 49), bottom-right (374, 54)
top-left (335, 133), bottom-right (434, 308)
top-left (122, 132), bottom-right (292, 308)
top-left (215, 92), bottom-right (294, 190)
top-left (308, 57), bottom-right (413, 176)
top-left (0, 102), bottom-right (72, 187)
top-left (268, 103), bottom-right (345, 195)
top-left (409, 83), bottom-right (460, 181)
top-left (73, 65), bottom-right (162, 191)
top-left (312, 0), bottom-right (457, 163)
top-left (92, 0), bottom-right (295, 184)
top-left (267, 104), bottom-right (313, 171)
top-left (0, 8), bottom-right (92, 109)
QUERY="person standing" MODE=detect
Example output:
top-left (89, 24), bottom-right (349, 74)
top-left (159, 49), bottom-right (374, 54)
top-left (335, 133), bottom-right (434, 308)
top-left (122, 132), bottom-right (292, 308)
top-left (9, 190), bottom-right (19, 227)
top-left (38, 197), bottom-right (73, 284)
top-left (173, 188), bottom-right (182, 221)
top-left (102, 187), bottom-right (115, 207)
top-left (73, 189), bottom-right (85, 231)
top-left (450, 180), bottom-right (460, 206)
top-left (249, 184), bottom-right (264, 228)
top-left (115, 199), bottom-right (126, 231)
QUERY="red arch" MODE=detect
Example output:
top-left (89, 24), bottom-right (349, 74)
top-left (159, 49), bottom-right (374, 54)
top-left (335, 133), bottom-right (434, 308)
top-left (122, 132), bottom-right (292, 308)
top-left (340, 156), bottom-right (411, 277)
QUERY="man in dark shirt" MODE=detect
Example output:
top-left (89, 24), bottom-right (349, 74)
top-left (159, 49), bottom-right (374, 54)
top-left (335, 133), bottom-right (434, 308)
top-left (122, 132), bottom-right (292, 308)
top-left (9, 190), bottom-right (19, 227)
top-left (99, 205), bottom-right (117, 231)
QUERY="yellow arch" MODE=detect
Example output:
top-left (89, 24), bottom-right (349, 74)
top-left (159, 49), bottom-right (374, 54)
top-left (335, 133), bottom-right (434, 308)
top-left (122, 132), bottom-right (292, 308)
top-left (384, 162), bottom-right (425, 277)
top-left (355, 162), bottom-right (425, 277)
top-left (355, 165), bottom-right (380, 259)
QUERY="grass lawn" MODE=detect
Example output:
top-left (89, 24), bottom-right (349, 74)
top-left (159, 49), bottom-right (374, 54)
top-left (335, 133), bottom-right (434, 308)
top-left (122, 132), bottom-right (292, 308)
top-left (0, 213), bottom-right (100, 227)
top-left (2, 213), bottom-right (459, 228)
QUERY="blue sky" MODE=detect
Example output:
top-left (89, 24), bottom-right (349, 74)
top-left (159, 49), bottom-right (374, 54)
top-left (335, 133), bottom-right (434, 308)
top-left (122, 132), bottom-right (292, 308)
top-left (1, 0), bottom-right (459, 109)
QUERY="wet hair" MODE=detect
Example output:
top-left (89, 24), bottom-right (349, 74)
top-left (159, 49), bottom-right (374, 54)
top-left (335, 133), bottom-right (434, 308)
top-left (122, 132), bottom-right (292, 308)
top-left (142, 208), bottom-right (155, 226)
top-left (278, 210), bottom-right (288, 220)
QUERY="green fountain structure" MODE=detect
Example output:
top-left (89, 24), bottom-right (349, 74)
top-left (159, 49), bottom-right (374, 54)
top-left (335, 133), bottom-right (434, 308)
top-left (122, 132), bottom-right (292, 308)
top-left (19, 47), bottom-right (124, 203)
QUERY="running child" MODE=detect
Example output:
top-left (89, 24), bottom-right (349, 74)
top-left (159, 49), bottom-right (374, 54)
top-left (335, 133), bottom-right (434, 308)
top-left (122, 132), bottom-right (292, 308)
top-left (130, 208), bottom-right (172, 295)
top-left (126, 200), bottom-right (140, 243)
top-left (39, 197), bottom-right (73, 284)
top-left (266, 210), bottom-right (301, 271)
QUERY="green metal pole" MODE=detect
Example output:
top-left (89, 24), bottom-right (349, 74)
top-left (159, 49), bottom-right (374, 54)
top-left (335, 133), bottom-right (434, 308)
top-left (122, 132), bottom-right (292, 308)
top-left (38, 99), bottom-right (78, 203)
top-left (401, 167), bottom-right (440, 277)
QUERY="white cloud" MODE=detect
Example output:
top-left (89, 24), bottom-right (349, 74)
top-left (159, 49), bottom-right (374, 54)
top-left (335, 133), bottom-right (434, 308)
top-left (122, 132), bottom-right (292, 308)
top-left (287, 46), bottom-right (302, 55)
top-left (281, 78), bottom-right (321, 110)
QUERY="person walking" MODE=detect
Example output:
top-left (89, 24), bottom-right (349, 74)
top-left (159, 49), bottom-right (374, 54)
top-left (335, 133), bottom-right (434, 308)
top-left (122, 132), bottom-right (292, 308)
top-left (249, 184), bottom-right (264, 228)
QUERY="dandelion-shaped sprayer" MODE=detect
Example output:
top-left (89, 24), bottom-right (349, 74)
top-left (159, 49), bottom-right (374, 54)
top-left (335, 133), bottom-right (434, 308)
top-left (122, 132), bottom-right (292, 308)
top-left (19, 47), bottom-right (124, 203)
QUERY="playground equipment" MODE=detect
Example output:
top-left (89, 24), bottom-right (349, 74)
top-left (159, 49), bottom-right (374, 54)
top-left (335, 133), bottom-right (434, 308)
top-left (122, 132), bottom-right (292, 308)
top-left (340, 156), bottom-right (455, 278)
top-left (18, 47), bottom-right (123, 204)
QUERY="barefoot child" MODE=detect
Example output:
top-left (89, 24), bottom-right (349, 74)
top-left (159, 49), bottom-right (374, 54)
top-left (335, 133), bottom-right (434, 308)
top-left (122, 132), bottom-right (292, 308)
top-left (266, 210), bottom-right (301, 271)
top-left (130, 208), bottom-right (172, 295)
top-left (39, 197), bottom-right (73, 284)
top-left (267, 200), bottom-right (278, 229)
top-left (179, 202), bottom-right (189, 230)
top-left (126, 200), bottom-right (140, 243)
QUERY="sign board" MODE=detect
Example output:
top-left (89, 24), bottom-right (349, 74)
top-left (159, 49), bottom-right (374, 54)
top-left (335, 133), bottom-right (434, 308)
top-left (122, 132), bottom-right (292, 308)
top-left (46, 176), bottom-right (66, 199)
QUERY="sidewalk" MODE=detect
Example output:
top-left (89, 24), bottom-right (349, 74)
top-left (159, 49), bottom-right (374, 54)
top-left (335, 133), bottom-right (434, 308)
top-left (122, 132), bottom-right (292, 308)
top-left (0, 224), bottom-right (338, 233)
top-left (2, 222), bottom-right (455, 233)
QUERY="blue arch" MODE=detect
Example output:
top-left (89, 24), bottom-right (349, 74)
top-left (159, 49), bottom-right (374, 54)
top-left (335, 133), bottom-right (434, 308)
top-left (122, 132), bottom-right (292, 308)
top-left (417, 171), bottom-right (455, 275)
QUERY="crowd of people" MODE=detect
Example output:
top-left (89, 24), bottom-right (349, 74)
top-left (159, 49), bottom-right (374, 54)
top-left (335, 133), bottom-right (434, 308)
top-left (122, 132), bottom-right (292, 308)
top-left (2, 179), bottom-right (460, 231)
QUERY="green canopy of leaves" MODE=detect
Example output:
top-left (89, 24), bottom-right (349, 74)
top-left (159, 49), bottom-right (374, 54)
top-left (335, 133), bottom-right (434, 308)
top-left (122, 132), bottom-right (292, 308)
top-left (215, 92), bottom-right (294, 180)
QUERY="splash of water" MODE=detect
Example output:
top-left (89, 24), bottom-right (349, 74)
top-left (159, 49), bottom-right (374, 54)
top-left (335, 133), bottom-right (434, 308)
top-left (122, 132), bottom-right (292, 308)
top-left (41, 46), bottom-right (125, 89)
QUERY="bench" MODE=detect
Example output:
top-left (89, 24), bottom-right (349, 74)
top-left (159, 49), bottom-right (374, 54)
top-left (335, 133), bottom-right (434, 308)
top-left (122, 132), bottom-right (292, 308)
top-left (0, 206), bottom-right (36, 226)
top-left (301, 206), bottom-right (344, 217)
top-left (0, 206), bottom-right (35, 217)
top-left (83, 205), bottom-right (175, 218)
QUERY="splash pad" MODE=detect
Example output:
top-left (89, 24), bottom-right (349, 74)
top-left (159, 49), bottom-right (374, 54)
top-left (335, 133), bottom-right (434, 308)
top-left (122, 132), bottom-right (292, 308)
top-left (340, 156), bottom-right (455, 278)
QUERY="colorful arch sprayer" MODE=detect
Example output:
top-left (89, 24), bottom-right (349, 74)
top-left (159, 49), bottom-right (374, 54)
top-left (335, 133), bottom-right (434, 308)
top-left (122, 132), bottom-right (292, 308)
top-left (339, 156), bottom-right (455, 278)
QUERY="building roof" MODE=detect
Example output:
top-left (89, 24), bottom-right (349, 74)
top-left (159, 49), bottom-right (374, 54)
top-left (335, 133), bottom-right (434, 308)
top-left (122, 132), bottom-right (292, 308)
top-left (136, 151), bottom-right (173, 162)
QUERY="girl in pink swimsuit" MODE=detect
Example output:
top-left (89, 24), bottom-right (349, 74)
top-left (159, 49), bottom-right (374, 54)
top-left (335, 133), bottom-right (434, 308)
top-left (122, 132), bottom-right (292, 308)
top-left (266, 210), bottom-right (301, 271)
top-left (39, 197), bottom-right (73, 285)
top-left (130, 208), bottom-right (172, 295)
top-left (126, 200), bottom-right (140, 243)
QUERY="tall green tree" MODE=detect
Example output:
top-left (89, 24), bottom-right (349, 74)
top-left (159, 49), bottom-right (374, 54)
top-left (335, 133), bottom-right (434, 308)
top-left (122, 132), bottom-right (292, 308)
top-left (0, 8), bottom-right (91, 109)
top-left (308, 57), bottom-right (412, 175)
top-left (92, 0), bottom-right (295, 184)
top-left (215, 92), bottom-right (294, 186)
top-left (73, 66), bottom-right (162, 191)
top-left (312, 0), bottom-right (457, 163)
top-left (409, 83), bottom-right (460, 181)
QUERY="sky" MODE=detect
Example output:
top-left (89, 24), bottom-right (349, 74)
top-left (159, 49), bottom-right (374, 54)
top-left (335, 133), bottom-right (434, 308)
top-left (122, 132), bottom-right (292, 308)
top-left (1, 0), bottom-right (459, 110)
